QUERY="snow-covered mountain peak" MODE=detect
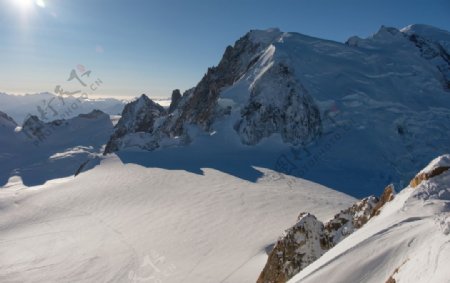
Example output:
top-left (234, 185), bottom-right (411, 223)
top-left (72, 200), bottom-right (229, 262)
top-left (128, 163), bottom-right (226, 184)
top-left (103, 24), bottom-right (450, 196)
top-left (104, 94), bottom-right (166, 153)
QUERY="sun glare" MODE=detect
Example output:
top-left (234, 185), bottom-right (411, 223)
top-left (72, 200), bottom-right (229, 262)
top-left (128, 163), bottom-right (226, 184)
top-left (12, 0), bottom-right (45, 11)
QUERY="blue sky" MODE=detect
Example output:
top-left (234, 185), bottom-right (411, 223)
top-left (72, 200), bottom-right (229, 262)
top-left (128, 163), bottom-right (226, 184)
top-left (0, 0), bottom-right (449, 98)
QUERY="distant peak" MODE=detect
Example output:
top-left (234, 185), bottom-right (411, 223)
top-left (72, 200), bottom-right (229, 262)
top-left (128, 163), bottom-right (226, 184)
top-left (78, 109), bottom-right (106, 119)
top-left (138, 93), bottom-right (150, 100)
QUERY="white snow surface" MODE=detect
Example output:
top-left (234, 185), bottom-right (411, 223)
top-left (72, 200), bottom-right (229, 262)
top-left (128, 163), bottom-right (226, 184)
top-left (418, 153), bottom-right (450, 175)
top-left (0, 154), bottom-right (355, 283)
top-left (0, 110), bottom-right (114, 187)
top-left (289, 155), bottom-right (450, 283)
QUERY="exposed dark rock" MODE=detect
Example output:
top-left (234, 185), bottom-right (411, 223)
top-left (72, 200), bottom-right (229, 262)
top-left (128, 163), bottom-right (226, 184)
top-left (410, 166), bottom-right (450, 188)
top-left (104, 94), bottom-right (166, 154)
top-left (168, 89), bottom-right (182, 113)
top-left (257, 188), bottom-right (394, 283)
top-left (235, 63), bottom-right (322, 145)
top-left (407, 33), bottom-right (450, 90)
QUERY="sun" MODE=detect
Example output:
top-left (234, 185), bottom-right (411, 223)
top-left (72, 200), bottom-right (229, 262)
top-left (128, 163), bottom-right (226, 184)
top-left (12, 0), bottom-right (34, 10)
top-left (12, 0), bottom-right (45, 11)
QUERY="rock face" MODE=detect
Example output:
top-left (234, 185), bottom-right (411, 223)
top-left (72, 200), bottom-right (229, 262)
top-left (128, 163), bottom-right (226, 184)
top-left (168, 89), bottom-right (182, 113)
top-left (235, 63), bottom-right (322, 145)
top-left (104, 94), bottom-right (166, 154)
top-left (257, 213), bottom-right (327, 283)
top-left (257, 190), bottom-right (393, 283)
top-left (165, 31), bottom-right (268, 137)
top-left (410, 154), bottom-right (450, 188)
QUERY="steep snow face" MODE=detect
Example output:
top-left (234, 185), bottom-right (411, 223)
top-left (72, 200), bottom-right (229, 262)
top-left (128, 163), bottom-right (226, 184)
top-left (401, 24), bottom-right (450, 89)
top-left (104, 94), bottom-right (166, 153)
top-left (0, 110), bottom-right (114, 187)
top-left (289, 154), bottom-right (450, 283)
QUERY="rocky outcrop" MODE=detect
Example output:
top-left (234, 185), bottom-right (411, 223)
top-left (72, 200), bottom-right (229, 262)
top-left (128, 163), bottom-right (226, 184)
top-left (104, 94), bottom-right (166, 154)
top-left (168, 89), bottom-right (182, 113)
top-left (409, 154), bottom-right (450, 187)
top-left (324, 196), bottom-right (379, 245)
top-left (164, 30), bottom-right (275, 137)
top-left (257, 213), bottom-right (327, 283)
top-left (257, 189), bottom-right (395, 283)
top-left (371, 184), bottom-right (396, 217)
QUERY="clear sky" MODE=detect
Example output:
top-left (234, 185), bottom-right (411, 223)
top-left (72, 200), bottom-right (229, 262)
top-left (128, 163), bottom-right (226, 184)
top-left (0, 0), bottom-right (449, 99)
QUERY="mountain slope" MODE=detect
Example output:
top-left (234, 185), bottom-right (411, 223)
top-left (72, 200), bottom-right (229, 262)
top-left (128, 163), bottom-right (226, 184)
top-left (106, 24), bottom-right (450, 197)
top-left (288, 154), bottom-right (450, 283)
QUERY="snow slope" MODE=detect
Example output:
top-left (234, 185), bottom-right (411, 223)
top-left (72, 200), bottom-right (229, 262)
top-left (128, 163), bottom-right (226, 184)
top-left (0, 153), bottom-right (355, 283)
top-left (289, 155), bottom-right (450, 283)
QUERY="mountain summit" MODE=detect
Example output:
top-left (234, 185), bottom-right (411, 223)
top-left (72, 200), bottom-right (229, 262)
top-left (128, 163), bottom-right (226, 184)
top-left (105, 25), bottom-right (450, 195)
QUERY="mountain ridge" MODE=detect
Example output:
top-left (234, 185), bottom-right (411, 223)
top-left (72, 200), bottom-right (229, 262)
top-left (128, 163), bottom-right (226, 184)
top-left (104, 24), bottom-right (450, 196)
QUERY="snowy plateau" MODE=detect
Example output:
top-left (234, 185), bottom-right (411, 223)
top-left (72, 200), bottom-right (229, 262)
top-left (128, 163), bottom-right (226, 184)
top-left (0, 24), bottom-right (450, 283)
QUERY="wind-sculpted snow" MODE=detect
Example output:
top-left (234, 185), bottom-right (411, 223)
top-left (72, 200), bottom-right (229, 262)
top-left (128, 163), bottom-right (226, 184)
top-left (0, 152), bottom-right (355, 283)
top-left (288, 154), bottom-right (450, 283)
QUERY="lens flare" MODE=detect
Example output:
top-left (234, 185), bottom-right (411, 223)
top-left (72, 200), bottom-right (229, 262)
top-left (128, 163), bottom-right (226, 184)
top-left (12, 0), bottom-right (34, 10)
top-left (12, 0), bottom-right (46, 10)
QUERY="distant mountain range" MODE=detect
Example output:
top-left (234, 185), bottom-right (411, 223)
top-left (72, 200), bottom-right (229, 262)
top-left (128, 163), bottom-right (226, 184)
top-left (0, 92), bottom-right (127, 123)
